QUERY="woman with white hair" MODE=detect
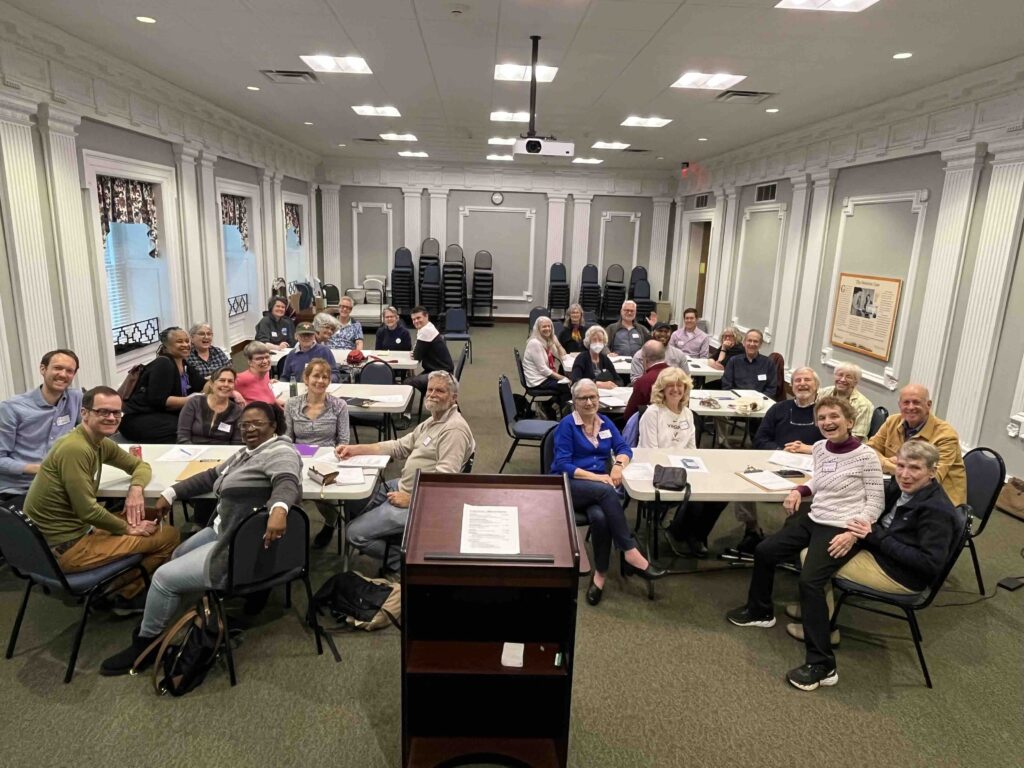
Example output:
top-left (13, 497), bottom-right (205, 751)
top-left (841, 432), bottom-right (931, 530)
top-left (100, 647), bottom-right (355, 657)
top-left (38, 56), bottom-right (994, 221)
top-left (312, 312), bottom-right (340, 345)
top-left (523, 315), bottom-right (570, 416)
top-left (186, 322), bottom-right (231, 379)
top-left (817, 363), bottom-right (874, 440)
top-left (569, 325), bottom-right (618, 389)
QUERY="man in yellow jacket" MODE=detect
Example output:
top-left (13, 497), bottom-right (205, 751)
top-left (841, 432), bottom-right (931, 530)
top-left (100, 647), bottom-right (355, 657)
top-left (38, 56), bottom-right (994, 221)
top-left (866, 384), bottom-right (966, 506)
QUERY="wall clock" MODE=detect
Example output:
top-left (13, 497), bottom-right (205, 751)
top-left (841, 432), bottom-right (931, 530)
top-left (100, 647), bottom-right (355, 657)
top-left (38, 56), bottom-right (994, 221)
top-left (491, 191), bottom-right (504, 205)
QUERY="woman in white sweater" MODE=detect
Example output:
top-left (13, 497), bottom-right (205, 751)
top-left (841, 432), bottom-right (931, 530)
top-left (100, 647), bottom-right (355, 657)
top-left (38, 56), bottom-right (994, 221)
top-left (638, 367), bottom-right (695, 450)
top-left (727, 395), bottom-right (884, 692)
top-left (523, 316), bottom-right (570, 417)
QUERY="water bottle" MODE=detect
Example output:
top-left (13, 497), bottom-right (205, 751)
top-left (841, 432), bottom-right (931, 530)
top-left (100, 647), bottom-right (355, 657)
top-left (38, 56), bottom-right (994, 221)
top-left (289, 375), bottom-right (298, 397)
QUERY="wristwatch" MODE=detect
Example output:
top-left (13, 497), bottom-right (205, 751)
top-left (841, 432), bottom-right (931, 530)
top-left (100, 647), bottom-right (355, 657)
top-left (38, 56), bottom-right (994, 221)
top-left (613, 460), bottom-right (625, 467)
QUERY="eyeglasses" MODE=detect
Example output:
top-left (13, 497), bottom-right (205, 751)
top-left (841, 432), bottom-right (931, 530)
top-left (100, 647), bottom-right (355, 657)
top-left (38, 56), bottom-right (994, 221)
top-left (239, 420), bottom-right (271, 431)
top-left (574, 395), bottom-right (599, 402)
top-left (86, 408), bottom-right (123, 419)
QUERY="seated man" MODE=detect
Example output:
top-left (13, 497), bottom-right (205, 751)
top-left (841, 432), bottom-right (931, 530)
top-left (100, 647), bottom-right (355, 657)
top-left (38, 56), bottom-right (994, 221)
top-left (0, 349), bottom-right (83, 510)
top-left (668, 307), bottom-right (709, 359)
top-left (630, 322), bottom-right (689, 383)
top-left (254, 296), bottom-right (295, 350)
top-left (22, 386), bottom-right (180, 611)
top-left (624, 341), bottom-right (669, 421)
top-left (867, 384), bottom-right (966, 506)
top-left (724, 367), bottom-right (822, 560)
top-left (407, 305), bottom-right (454, 395)
top-left (339, 371), bottom-right (474, 573)
top-left (817, 363), bottom-right (873, 440)
top-left (279, 322), bottom-right (340, 383)
top-left (605, 300), bottom-right (650, 357)
top-left (721, 328), bottom-right (777, 399)
top-left (785, 441), bottom-right (959, 647)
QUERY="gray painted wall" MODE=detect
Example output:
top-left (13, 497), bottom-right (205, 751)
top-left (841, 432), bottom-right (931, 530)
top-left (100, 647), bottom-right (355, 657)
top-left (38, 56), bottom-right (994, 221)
top-left (281, 176), bottom-right (307, 195)
top-left (76, 118), bottom-right (175, 172)
top-left (335, 186), bottom-right (405, 289)
top-left (214, 157), bottom-right (259, 186)
top-left (588, 196), bottom-right (653, 280)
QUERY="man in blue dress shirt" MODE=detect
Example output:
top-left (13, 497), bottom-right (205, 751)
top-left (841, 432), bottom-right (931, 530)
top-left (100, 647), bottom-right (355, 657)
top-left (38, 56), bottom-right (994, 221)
top-left (0, 349), bottom-right (83, 509)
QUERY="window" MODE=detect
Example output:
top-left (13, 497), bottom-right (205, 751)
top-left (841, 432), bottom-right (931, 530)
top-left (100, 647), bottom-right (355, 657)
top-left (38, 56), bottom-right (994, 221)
top-left (755, 183), bottom-right (777, 202)
top-left (695, 193), bottom-right (709, 209)
top-left (284, 201), bottom-right (306, 283)
top-left (104, 223), bottom-right (170, 354)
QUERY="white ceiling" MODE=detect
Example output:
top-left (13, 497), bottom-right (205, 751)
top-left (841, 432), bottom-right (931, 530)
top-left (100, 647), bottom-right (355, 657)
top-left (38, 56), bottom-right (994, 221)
top-left (7, 0), bottom-right (1024, 170)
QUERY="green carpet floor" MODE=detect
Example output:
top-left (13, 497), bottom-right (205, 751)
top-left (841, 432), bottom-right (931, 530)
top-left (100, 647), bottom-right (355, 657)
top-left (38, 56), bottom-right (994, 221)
top-left (2, 323), bottom-right (1022, 768)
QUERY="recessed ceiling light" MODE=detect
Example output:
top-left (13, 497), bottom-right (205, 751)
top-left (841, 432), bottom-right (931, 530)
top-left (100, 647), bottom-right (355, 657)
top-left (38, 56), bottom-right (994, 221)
top-left (380, 133), bottom-right (417, 141)
top-left (671, 72), bottom-right (747, 90)
top-left (246, 86), bottom-right (261, 91)
top-left (592, 141), bottom-right (630, 150)
top-left (487, 154), bottom-right (514, 162)
top-left (398, 151), bottom-right (429, 158)
top-left (493, 64), bottom-right (558, 83)
top-left (337, 144), bottom-right (346, 148)
top-left (352, 105), bottom-right (401, 117)
top-left (135, 16), bottom-right (156, 24)
top-left (765, 107), bottom-right (780, 113)
top-left (490, 111), bottom-right (530, 123)
top-left (488, 137), bottom-right (516, 145)
top-left (572, 158), bottom-right (603, 165)
top-left (697, 137), bottom-right (708, 141)
top-left (774, 0), bottom-right (881, 12)
top-left (300, 55), bottom-right (372, 74)
top-left (656, 156), bottom-right (665, 160)
top-left (621, 116), bottom-right (672, 128)
top-left (892, 52), bottom-right (913, 60)
top-left (304, 121), bottom-right (314, 126)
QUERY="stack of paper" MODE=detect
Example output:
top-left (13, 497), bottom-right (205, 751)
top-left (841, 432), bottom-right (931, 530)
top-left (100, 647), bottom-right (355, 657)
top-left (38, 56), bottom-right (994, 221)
top-left (158, 446), bottom-right (208, 462)
top-left (768, 451), bottom-right (813, 473)
top-left (336, 454), bottom-right (391, 468)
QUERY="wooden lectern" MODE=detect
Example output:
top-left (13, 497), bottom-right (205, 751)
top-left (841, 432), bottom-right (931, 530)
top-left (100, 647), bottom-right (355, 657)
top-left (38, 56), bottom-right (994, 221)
top-left (400, 472), bottom-right (582, 768)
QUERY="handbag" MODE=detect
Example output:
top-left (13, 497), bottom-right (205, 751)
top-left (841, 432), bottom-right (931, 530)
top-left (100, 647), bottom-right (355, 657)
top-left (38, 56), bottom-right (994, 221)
top-left (652, 464), bottom-right (687, 491)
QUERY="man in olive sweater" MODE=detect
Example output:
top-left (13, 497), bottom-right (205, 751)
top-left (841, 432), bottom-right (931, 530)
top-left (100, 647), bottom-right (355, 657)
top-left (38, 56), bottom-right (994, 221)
top-left (23, 386), bottom-right (179, 602)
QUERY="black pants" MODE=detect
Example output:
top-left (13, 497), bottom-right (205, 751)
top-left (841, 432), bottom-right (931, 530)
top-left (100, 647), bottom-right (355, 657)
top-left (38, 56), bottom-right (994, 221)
top-left (0, 492), bottom-right (28, 510)
top-left (571, 479), bottom-right (636, 573)
top-left (668, 501), bottom-right (726, 542)
top-left (120, 412), bottom-right (178, 443)
top-left (746, 511), bottom-right (857, 667)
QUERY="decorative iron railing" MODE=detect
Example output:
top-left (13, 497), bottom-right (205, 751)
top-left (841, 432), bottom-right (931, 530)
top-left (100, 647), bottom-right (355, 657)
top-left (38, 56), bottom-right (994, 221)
top-left (113, 317), bottom-right (159, 355)
top-left (227, 293), bottom-right (249, 318)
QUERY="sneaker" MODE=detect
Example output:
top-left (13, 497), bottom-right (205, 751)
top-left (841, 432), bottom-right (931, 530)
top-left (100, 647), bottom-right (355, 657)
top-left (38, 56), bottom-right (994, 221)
top-left (110, 592), bottom-right (147, 617)
top-left (786, 663), bottom-right (838, 691)
top-left (312, 524), bottom-right (335, 550)
top-left (721, 528), bottom-right (764, 561)
top-left (785, 622), bottom-right (841, 647)
top-left (785, 602), bottom-right (802, 621)
top-left (726, 606), bottom-right (776, 628)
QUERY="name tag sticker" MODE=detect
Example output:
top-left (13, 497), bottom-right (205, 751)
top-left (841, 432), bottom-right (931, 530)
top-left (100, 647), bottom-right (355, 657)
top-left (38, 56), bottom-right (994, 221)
top-left (631, 332), bottom-right (639, 338)
top-left (217, 422), bottom-right (233, 433)
top-left (271, 331), bottom-right (279, 338)
top-left (55, 415), bottom-right (71, 426)
top-left (757, 373), bottom-right (767, 381)
top-left (598, 429), bottom-right (612, 439)
top-left (422, 436), bottom-right (432, 446)
top-left (820, 460), bottom-right (838, 474)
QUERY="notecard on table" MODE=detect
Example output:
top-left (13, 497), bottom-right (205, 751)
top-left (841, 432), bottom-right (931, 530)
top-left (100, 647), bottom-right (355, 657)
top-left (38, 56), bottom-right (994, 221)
top-left (668, 455), bottom-right (709, 473)
top-left (500, 642), bottom-right (525, 668)
top-left (336, 454), bottom-right (391, 468)
top-left (460, 505), bottom-right (520, 555)
top-left (738, 470), bottom-right (797, 492)
top-left (768, 451), bottom-right (813, 473)
top-left (599, 396), bottom-right (627, 407)
top-left (623, 462), bottom-right (654, 482)
top-left (334, 467), bottom-right (367, 485)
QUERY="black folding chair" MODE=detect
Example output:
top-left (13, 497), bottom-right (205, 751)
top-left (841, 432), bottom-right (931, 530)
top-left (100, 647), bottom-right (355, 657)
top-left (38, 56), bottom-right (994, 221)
top-left (962, 447), bottom-right (1005, 594)
top-left (498, 375), bottom-right (557, 473)
top-left (868, 406), bottom-right (889, 438)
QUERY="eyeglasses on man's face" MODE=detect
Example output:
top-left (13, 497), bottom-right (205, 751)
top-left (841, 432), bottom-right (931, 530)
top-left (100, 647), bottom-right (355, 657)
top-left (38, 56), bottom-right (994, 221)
top-left (86, 407), bottom-right (123, 419)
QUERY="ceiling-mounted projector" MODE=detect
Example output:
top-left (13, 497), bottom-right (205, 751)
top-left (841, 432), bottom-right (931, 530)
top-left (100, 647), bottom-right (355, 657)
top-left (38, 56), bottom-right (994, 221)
top-left (513, 138), bottom-right (574, 157)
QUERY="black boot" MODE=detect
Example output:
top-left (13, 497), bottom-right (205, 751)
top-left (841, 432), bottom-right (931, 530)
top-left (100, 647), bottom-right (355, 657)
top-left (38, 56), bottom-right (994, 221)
top-left (312, 523), bottom-right (335, 549)
top-left (100, 625), bottom-right (160, 677)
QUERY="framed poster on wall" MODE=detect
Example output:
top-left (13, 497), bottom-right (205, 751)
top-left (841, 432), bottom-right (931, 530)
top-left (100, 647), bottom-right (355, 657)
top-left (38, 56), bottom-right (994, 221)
top-left (829, 272), bottom-right (902, 361)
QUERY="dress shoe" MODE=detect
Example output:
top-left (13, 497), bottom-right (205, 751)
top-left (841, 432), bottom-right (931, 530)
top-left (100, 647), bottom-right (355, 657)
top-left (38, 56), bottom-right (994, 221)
top-left (586, 579), bottom-right (603, 606)
top-left (685, 537), bottom-right (709, 559)
top-left (625, 561), bottom-right (667, 581)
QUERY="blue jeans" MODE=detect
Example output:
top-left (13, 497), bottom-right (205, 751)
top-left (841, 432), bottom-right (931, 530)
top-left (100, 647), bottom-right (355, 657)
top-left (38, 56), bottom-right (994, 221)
top-left (570, 478), bottom-right (636, 573)
top-left (139, 527), bottom-right (218, 638)
top-left (346, 479), bottom-right (407, 571)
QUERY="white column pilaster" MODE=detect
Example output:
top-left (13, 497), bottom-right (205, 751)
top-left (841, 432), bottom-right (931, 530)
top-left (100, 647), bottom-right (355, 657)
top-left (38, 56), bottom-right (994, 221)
top-left (789, 170), bottom-right (836, 370)
top-left (666, 196), bottom-right (686, 309)
top-left (198, 150), bottom-right (229, 343)
top-left (306, 180), bottom-right (319, 278)
top-left (910, 144), bottom-right (987, 401)
top-left (256, 168), bottom-right (275, 297)
top-left (709, 185), bottom-right (739, 334)
top-left (319, 183), bottom-right (342, 287)
top-left (172, 143), bottom-right (206, 323)
top-left (546, 193), bottom-right (568, 275)
top-left (0, 93), bottom-right (59, 385)
top-left (429, 189), bottom-right (448, 249)
top-left (37, 104), bottom-right (111, 387)
top-left (773, 174), bottom-right (811, 370)
top-left (647, 196), bottom-right (673, 299)
top-left (945, 141), bottom-right (1024, 447)
top-left (569, 193), bottom-right (593, 301)
top-left (700, 191), bottom-right (726, 326)
top-left (403, 187), bottom-right (422, 260)
top-left (270, 172), bottom-right (286, 280)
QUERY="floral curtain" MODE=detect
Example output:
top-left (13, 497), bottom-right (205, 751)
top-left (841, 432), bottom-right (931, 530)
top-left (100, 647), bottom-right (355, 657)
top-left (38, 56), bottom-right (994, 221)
top-left (221, 194), bottom-right (250, 251)
top-left (97, 175), bottom-right (160, 257)
top-left (284, 202), bottom-right (302, 244)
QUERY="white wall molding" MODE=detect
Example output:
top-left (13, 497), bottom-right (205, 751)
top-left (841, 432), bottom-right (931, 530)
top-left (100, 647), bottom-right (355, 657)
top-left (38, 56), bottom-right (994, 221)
top-left (429, 190), bottom-right (448, 250)
top-left (545, 192), bottom-right (568, 276)
top-left (1008, 361), bottom-right (1024, 442)
top-left (910, 143), bottom-right (987, 401)
top-left (773, 175), bottom-right (811, 373)
top-left (350, 201), bottom-right (394, 285)
top-left (319, 184), bottom-right (342, 288)
top-left (198, 150), bottom-right (229, 345)
top-left (216, 176), bottom-right (264, 345)
top-left (172, 144), bottom-right (206, 324)
top-left (569, 193), bottom-right (593, 301)
top-left (647, 197), bottom-right (673, 299)
top-left (819, 189), bottom-right (930, 391)
top-left (790, 171), bottom-right (837, 372)
top-left (402, 187), bottom-right (423, 257)
top-left (306, 181), bottom-right (319, 277)
top-left (596, 210), bottom-right (641, 278)
top-left (729, 203), bottom-right (788, 344)
top-left (269, 173), bottom-right (285, 280)
top-left (669, 206), bottom-right (715, 318)
top-left (458, 205), bottom-right (536, 302)
top-left (708, 186), bottom-right (739, 335)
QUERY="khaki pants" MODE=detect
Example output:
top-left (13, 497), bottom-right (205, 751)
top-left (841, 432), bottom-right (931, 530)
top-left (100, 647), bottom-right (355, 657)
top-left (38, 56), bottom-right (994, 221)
top-left (57, 526), bottom-right (180, 598)
top-left (801, 548), bottom-right (916, 616)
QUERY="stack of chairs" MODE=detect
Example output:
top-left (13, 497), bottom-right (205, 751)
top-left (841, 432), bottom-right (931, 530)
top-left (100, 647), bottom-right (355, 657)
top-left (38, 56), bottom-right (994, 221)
top-left (442, 244), bottom-right (467, 311)
top-left (418, 238), bottom-right (440, 306)
top-left (419, 263), bottom-right (442, 316)
top-left (602, 263), bottom-right (627, 323)
top-left (471, 250), bottom-right (494, 325)
top-left (391, 247), bottom-right (416, 314)
top-left (547, 263), bottom-right (570, 317)
top-left (579, 264), bottom-right (601, 315)
top-left (633, 276), bottom-right (656, 321)
top-left (628, 266), bottom-right (648, 300)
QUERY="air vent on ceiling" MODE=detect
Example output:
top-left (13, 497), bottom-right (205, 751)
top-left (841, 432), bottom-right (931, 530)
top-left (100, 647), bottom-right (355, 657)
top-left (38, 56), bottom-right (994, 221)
top-left (756, 183), bottom-right (777, 202)
top-left (622, 148), bottom-right (650, 153)
top-left (260, 70), bottom-right (319, 85)
top-left (715, 90), bottom-right (774, 104)
top-left (695, 194), bottom-right (709, 209)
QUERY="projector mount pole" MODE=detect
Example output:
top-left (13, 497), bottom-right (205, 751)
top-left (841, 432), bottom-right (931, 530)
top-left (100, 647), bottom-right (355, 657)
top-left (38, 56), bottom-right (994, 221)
top-left (526, 34), bottom-right (540, 138)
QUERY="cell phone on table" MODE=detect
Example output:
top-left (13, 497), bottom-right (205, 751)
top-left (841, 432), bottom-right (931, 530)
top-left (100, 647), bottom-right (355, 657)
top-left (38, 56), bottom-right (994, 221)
top-left (775, 469), bottom-right (805, 478)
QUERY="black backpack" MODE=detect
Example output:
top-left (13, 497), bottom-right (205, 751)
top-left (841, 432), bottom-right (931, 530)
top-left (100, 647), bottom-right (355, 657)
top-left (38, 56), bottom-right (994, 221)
top-left (134, 595), bottom-right (226, 696)
top-left (116, 362), bottom-right (148, 402)
top-left (308, 571), bottom-right (401, 661)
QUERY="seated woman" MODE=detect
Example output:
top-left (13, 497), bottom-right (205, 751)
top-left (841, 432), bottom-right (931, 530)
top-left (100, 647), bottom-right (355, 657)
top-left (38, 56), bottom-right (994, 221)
top-left (558, 303), bottom-right (588, 354)
top-left (569, 325), bottom-right (619, 390)
top-left (326, 296), bottom-right (364, 351)
top-left (727, 396), bottom-right (884, 692)
top-left (284, 358), bottom-right (350, 549)
top-left (550, 379), bottom-right (666, 607)
top-left (254, 296), bottom-right (295, 350)
top-left (313, 312), bottom-right (340, 345)
top-left (120, 327), bottom-right (207, 444)
top-left (523, 315), bottom-right (571, 417)
top-left (186, 322), bottom-right (231, 379)
top-left (707, 325), bottom-right (742, 370)
top-left (375, 305), bottom-right (412, 351)
top-left (176, 366), bottom-right (243, 445)
top-left (235, 341), bottom-right (285, 407)
top-left (101, 401), bottom-right (302, 676)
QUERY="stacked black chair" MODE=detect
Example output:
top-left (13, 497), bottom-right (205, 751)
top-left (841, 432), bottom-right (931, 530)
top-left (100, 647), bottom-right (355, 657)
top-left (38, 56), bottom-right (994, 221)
top-left (419, 263), bottom-right (442, 317)
top-left (547, 262), bottom-right (570, 316)
top-left (322, 283), bottom-right (341, 306)
top-left (442, 244), bottom-right (467, 311)
top-left (633, 277), bottom-right (656, 321)
top-left (390, 247), bottom-right (416, 314)
top-left (628, 266), bottom-right (648, 300)
top-left (471, 250), bottom-right (494, 324)
top-left (418, 238), bottom-right (441, 306)
top-left (602, 263), bottom-right (627, 323)
top-left (579, 264), bottom-right (602, 314)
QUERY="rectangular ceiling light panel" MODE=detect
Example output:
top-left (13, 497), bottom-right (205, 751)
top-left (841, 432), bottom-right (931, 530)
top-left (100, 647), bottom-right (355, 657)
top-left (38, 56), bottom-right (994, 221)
top-left (494, 64), bottom-right (558, 82)
top-left (774, 0), bottom-right (882, 11)
top-left (488, 137), bottom-right (516, 145)
top-left (301, 55), bottom-right (372, 73)
top-left (490, 111), bottom-right (530, 122)
top-left (380, 133), bottom-right (417, 141)
top-left (352, 105), bottom-right (401, 117)
top-left (671, 72), bottom-right (747, 90)
top-left (591, 141), bottom-right (630, 150)
top-left (486, 154), bottom-right (514, 161)
top-left (399, 151), bottom-right (428, 158)
top-left (621, 116), bottom-right (672, 128)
